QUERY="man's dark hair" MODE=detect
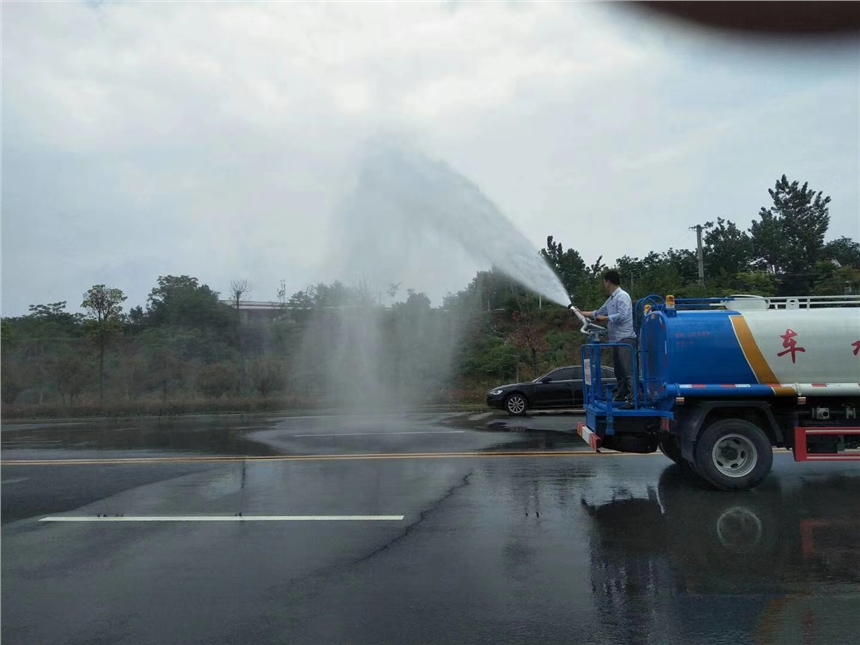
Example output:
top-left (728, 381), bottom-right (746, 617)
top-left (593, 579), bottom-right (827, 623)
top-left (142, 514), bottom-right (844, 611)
top-left (603, 270), bottom-right (621, 286)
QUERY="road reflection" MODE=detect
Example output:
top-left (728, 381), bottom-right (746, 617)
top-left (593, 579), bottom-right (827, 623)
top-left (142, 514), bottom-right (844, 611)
top-left (580, 465), bottom-right (860, 645)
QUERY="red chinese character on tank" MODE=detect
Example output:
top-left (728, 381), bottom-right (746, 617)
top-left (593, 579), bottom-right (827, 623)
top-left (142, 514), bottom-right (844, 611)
top-left (853, 340), bottom-right (860, 356)
top-left (777, 329), bottom-right (805, 363)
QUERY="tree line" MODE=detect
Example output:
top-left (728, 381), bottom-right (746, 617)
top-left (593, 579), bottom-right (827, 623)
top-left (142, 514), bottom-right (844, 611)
top-left (2, 175), bottom-right (858, 417)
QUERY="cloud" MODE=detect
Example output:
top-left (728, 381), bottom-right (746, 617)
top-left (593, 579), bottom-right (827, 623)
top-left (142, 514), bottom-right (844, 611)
top-left (3, 1), bottom-right (858, 315)
top-left (5, 2), bottom-right (649, 150)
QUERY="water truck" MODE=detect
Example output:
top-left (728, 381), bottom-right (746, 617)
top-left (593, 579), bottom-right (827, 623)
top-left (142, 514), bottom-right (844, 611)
top-left (572, 294), bottom-right (860, 490)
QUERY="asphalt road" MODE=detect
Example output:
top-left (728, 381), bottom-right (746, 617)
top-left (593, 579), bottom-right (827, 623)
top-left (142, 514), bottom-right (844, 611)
top-left (2, 412), bottom-right (859, 645)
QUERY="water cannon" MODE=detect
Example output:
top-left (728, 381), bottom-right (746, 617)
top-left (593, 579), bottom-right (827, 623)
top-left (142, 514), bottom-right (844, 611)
top-left (568, 303), bottom-right (608, 342)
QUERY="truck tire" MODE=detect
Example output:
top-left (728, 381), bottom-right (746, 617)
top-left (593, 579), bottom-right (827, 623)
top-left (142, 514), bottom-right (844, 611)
top-left (694, 419), bottom-right (773, 491)
top-left (504, 393), bottom-right (528, 416)
top-left (658, 433), bottom-right (684, 465)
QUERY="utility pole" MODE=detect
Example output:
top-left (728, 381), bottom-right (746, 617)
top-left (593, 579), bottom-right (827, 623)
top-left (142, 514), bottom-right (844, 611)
top-left (691, 224), bottom-right (705, 286)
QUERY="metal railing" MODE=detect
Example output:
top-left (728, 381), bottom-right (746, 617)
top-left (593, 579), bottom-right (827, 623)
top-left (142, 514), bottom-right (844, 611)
top-left (749, 295), bottom-right (860, 309)
top-left (219, 300), bottom-right (396, 311)
top-left (643, 294), bottom-right (860, 312)
top-left (581, 342), bottom-right (641, 410)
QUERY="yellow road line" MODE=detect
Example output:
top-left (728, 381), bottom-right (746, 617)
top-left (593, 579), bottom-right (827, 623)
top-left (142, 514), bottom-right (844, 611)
top-left (0, 450), bottom-right (666, 467)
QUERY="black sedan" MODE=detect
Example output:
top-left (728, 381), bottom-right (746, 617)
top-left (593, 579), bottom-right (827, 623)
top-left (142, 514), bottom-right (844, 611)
top-left (486, 365), bottom-right (616, 416)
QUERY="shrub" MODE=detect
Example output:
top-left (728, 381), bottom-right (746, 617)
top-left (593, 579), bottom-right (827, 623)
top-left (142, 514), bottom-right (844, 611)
top-left (198, 363), bottom-right (239, 399)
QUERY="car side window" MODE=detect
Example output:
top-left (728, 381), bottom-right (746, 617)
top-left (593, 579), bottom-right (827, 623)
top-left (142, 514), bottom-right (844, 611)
top-left (570, 366), bottom-right (582, 380)
top-left (549, 368), bottom-right (575, 382)
top-left (601, 367), bottom-right (615, 378)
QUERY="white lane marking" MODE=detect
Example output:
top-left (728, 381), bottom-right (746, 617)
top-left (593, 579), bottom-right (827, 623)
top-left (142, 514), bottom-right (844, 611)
top-left (292, 430), bottom-right (466, 437)
top-left (40, 515), bottom-right (405, 522)
top-left (1, 478), bottom-right (29, 485)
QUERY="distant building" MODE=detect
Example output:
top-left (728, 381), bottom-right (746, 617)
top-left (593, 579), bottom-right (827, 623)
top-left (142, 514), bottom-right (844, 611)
top-left (220, 300), bottom-right (397, 324)
top-left (220, 301), bottom-right (292, 324)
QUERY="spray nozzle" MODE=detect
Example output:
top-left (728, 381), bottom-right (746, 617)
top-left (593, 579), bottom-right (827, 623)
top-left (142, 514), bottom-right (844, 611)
top-left (568, 303), bottom-right (606, 340)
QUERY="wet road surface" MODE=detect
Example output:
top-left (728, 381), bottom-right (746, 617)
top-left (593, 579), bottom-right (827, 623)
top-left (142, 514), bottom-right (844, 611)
top-left (2, 412), bottom-right (859, 645)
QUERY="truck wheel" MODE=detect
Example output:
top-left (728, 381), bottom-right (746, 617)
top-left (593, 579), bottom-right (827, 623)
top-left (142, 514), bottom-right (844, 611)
top-left (658, 433), bottom-right (685, 465)
top-left (505, 393), bottom-right (528, 416)
top-left (694, 419), bottom-right (773, 491)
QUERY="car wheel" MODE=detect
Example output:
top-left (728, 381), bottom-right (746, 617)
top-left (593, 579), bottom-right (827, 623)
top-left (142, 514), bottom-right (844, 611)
top-left (694, 419), bottom-right (773, 491)
top-left (505, 393), bottom-right (528, 416)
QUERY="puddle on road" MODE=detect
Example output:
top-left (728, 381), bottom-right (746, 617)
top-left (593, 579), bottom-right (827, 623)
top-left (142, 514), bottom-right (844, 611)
top-left (0, 411), bottom-right (592, 458)
top-left (481, 413), bottom-right (583, 434)
top-left (0, 417), bottom-right (280, 457)
top-left (579, 465), bottom-right (860, 637)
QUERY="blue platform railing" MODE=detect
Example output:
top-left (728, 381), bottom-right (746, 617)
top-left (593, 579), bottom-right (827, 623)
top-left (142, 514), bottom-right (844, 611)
top-left (580, 300), bottom-right (676, 438)
top-left (581, 341), bottom-right (644, 437)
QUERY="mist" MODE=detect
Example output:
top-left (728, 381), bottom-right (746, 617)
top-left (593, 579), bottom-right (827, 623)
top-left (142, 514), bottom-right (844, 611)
top-left (292, 140), bottom-right (569, 412)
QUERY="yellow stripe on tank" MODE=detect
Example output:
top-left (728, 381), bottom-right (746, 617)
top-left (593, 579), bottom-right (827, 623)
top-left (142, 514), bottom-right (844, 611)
top-left (730, 315), bottom-right (779, 385)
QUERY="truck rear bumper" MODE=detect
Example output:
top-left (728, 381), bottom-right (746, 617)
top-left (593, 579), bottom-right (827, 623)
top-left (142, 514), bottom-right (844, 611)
top-left (577, 422), bottom-right (601, 452)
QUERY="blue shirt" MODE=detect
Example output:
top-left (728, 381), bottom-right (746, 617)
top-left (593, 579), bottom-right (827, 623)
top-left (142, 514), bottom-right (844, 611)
top-left (595, 287), bottom-right (636, 342)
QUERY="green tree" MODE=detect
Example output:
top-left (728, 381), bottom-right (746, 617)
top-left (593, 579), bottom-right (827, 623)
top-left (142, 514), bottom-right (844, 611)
top-left (116, 340), bottom-right (144, 402)
top-left (570, 256), bottom-right (609, 309)
top-left (2, 320), bottom-right (14, 345)
top-left (811, 262), bottom-right (860, 295)
top-left (8, 302), bottom-right (84, 404)
top-left (1, 377), bottom-right (23, 405)
top-left (458, 336), bottom-right (518, 381)
top-left (146, 345), bottom-right (184, 403)
top-left (126, 305), bottom-right (147, 335)
top-left (615, 251), bottom-right (690, 300)
top-left (731, 272), bottom-right (777, 297)
top-left (822, 236), bottom-right (860, 269)
top-left (288, 287), bottom-right (316, 310)
top-left (82, 285), bottom-right (127, 405)
top-left (19, 302), bottom-right (84, 338)
top-left (146, 275), bottom-right (232, 331)
top-left (55, 350), bottom-right (89, 406)
top-left (750, 175), bottom-right (831, 276)
top-left (704, 218), bottom-right (753, 285)
top-left (403, 289), bottom-right (431, 310)
top-left (143, 275), bottom-right (235, 364)
top-left (444, 270), bottom-right (528, 313)
top-left (228, 279), bottom-right (253, 393)
top-left (540, 235), bottom-right (586, 296)
top-left (509, 309), bottom-right (548, 376)
top-left (309, 281), bottom-right (359, 309)
top-left (664, 248), bottom-right (700, 284)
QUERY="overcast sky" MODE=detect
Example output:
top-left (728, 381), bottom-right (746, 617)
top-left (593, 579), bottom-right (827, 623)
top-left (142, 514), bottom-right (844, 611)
top-left (3, 1), bottom-right (859, 315)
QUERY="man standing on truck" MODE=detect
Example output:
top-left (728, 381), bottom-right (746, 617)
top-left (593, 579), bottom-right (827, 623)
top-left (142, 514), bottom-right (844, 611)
top-left (580, 270), bottom-right (637, 406)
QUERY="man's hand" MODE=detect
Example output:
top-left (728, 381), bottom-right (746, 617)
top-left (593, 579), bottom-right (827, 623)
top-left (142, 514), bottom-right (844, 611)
top-left (580, 311), bottom-right (609, 323)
